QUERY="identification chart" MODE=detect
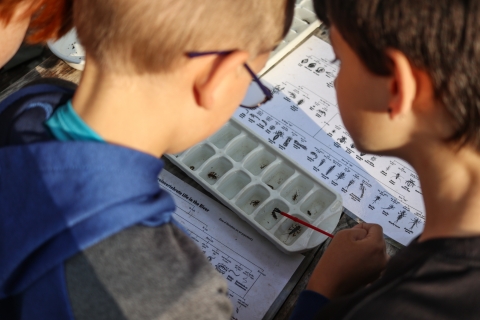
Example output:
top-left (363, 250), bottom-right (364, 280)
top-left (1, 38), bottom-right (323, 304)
top-left (158, 170), bottom-right (304, 320)
top-left (234, 36), bottom-right (425, 246)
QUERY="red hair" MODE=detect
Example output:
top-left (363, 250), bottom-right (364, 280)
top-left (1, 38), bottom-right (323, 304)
top-left (0, 0), bottom-right (73, 43)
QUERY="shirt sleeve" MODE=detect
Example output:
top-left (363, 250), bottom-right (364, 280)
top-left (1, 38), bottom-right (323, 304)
top-left (289, 290), bottom-right (330, 320)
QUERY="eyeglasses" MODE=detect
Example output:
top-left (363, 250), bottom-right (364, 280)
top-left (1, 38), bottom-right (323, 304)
top-left (187, 51), bottom-right (273, 109)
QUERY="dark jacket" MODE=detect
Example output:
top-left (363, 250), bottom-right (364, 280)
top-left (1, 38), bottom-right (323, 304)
top-left (292, 236), bottom-right (480, 319)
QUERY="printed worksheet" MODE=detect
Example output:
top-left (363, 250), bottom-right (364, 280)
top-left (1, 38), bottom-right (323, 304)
top-left (234, 36), bottom-right (424, 246)
top-left (158, 170), bottom-right (304, 320)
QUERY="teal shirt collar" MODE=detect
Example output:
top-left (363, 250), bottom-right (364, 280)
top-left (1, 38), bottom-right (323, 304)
top-left (44, 100), bottom-right (104, 142)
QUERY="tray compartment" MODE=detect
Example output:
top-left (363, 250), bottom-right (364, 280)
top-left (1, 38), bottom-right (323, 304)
top-left (274, 215), bottom-right (308, 246)
top-left (209, 123), bottom-right (241, 149)
top-left (244, 149), bottom-right (277, 176)
top-left (280, 175), bottom-right (314, 205)
top-left (262, 163), bottom-right (295, 190)
top-left (200, 157), bottom-right (233, 185)
top-left (218, 171), bottom-right (251, 200)
top-left (226, 135), bottom-right (259, 162)
top-left (235, 185), bottom-right (271, 215)
top-left (300, 186), bottom-right (337, 220)
top-left (181, 144), bottom-right (215, 171)
top-left (254, 199), bottom-right (289, 230)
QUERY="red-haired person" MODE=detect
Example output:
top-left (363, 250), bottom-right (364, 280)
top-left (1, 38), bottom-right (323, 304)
top-left (0, 0), bottom-right (72, 67)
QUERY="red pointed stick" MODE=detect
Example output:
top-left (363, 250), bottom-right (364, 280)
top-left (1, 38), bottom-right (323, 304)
top-left (274, 208), bottom-right (334, 238)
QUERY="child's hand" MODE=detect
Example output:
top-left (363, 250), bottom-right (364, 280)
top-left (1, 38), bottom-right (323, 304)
top-left (306, 223), bottom-right (388, 299)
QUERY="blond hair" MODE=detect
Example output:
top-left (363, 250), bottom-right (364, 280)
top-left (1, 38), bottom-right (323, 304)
top-left (74, 0), bottom-right (293, 74)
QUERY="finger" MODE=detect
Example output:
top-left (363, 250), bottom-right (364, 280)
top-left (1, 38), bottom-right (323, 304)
top-left (347, 228), bottom-right (368, 241)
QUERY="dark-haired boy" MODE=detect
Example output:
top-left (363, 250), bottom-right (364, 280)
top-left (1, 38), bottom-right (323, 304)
top-left (291, 0), bottom-right (480, 319)
top-left (0, 0), bottom-right (296, 318)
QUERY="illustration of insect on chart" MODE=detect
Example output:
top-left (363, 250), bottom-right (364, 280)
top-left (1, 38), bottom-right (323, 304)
top-left (234, 36), bottom-right (425, 246)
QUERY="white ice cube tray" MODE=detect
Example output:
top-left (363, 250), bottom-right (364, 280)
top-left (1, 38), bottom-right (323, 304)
top-left (166, 118), bottom-right (342, 254)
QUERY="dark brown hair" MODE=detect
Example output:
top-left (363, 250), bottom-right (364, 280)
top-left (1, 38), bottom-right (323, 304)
top-left (315, 0), bottom-right (480, 150)
top-left (0, 0), bottom-right (73, 43)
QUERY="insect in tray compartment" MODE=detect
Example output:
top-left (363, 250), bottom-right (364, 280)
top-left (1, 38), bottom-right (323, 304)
top-left (260, 163), bottom-right (268, 169)
top-left (207, 172), bottom-right (218, 180)
top-left (284, 224), bottom-right (302, 243)
top-left (292, 190), bottom-right (299, 202)
top-left (267, 184), bottom-right (274, 190)
top-left (189, 166), bottom-right (195, 170)
top-left (271, 208), bottom-right (279, 220)
top-left (250, 200), bottom-right (260, 207)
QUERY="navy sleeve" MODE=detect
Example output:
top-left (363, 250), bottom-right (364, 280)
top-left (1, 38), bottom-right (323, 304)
top-left (289, 290), bottom-right (330, 320)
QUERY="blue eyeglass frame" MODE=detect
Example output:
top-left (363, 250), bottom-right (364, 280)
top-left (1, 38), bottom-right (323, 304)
top-left (187, 51), bottom-right (273, 108)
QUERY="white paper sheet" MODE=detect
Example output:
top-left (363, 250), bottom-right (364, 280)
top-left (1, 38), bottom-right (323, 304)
top-left (158, 170), bottom-right (304, 320)
top-left (234, 36), bottom-right (425, 246)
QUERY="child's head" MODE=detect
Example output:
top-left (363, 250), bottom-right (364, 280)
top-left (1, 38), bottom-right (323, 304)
top-left (70, 0), bottom-right (295, 156)
top-left (314, 0), bottom-right (480, 156)
top-left (0, 0), bottom-right (72, 66)
top-left (74, 0), bottom-right (294, 74)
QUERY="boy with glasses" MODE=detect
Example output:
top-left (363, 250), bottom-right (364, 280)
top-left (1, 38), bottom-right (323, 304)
top-left (291, 0), bottom-right (480, 319)
top-left (0, 0), bottom-right (295, 318)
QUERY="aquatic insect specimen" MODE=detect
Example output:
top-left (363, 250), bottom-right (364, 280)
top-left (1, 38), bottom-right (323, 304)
top-left (350, 143), bottom-right (355, 149)
top-left (271, 85), bottom-right (284, 95)
top-left (372, 196), bottom-right (381, 204)
top-left (250, 200), bottom-right (260, 207)
top-left (308, 63), bottom-right (317, 68)
top-left (207, 172), bottom-right (218, 180)
top-left (336, 172), bottom-right (346, 181)
top-left (260, 163), bottom-right (268, 169)
top-left (410, 217), bottom-right (421, 230)
top-left (189, 166), bottom-right (195, 170)
top-left (326, 165), bottom-right (336, 176)
top-left (338, 136), bottom-right (347, 144)
top-left (307, 210), bottom-right (313, 216)
top-left (319, 159), bottom-right (326, 167)
top-left (298, 99), bottom-right (305, 106)
top-left (292, 190), bottom-right (299, 202)
top-left (395, 210), bottom-right (407, 224)
top-left (382, 204), bottom-right (395, 210)
top-left (301, 58), bottom-right (309, 64)
top-left (360, 153), bottom-right (366, 156)
top-left (289, 92), bottom-right (297, 99)
top-left (316, 67), bottom-right (325, 73)
top-left (284, 224), bottom-right (302, 243)
top-left (346, 179), bottom-right (355, 190)
top-left (317, 110), bottom-right (326, 117)
top-left (273, 131), bottom-right (284, 141)
top-left (310, 152), bottom-right (318, 159)
top-left (271, 207), bottom-right (281, 219)
top-left (359, 182), bottom-right (366, 198)
top-left (267, 184), bottom-right (274, 190)
top-left (386, 166), bottom-right (391, 171)
top-left (405, 179), bottom-right (416, 188)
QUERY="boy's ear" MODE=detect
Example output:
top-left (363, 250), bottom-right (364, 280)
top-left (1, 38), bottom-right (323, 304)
top-left (194, 51), bottom-right (250, 109)
top-left (385, 49), bottom-right (417, 119)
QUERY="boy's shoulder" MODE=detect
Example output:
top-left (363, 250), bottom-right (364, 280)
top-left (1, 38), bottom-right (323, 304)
top-left (66, 223), bottom-right (232, 320)
top-left (316, 237), bottom-right (480, 319)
